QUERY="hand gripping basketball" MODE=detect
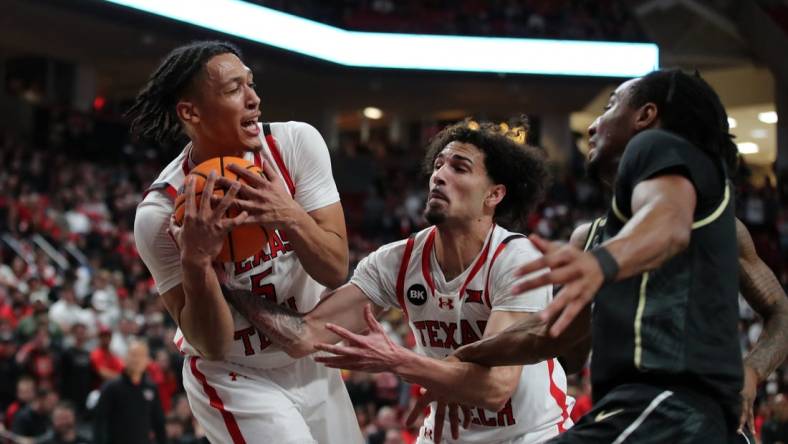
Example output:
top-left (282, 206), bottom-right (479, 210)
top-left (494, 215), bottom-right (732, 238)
top-left (173, 156), bottom-right (269, 262)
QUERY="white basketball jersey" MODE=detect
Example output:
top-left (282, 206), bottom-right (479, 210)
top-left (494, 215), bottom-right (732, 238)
top-left (135, 122), bottom-right (340, 370)
top-left (352, 225), bottom-right (574, 443)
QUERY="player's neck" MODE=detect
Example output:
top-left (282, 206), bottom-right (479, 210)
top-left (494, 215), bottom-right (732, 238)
top-left (434, 219), bottom-right (493, 281)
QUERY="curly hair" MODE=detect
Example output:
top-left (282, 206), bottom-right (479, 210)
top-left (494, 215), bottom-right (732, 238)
top-left (422, 117), bottom-right (550, 231)
top-left (125, 40), bottom-right (241, 144)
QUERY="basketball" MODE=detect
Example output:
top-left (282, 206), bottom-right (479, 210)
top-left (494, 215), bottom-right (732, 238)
top-left (173, 156), bottom-right (268, 263)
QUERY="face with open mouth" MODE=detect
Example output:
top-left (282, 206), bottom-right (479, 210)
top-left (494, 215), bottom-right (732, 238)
top-left (187, 53), bottom-right (263, 152)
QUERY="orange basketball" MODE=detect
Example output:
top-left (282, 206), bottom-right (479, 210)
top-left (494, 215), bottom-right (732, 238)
top-left (173, 156), bottom-right (268, 263)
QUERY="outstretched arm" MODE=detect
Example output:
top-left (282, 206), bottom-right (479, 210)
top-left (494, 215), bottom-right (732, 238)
top-left (314, 305), bottom-right (526, 412)
top-left (736, 218), bottom-right (788, 432)
top-left (453, 306), bottom-right (590, 368)
top-left (224, 282), bottom-right (383, 358)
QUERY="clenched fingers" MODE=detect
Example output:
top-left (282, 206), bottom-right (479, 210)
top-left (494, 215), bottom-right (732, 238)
top-left (200, 171), bottom-right (218, 217)
top-left (211, 182), bottom-right (241, 222)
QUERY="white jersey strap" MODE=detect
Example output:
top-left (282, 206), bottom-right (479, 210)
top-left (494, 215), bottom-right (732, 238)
top-left (396, 234), bottom-right (417, 319)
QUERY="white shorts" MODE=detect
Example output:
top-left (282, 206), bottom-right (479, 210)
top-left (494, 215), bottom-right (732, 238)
top-left (183, 355), bottom-right (363, 444)
top-left (416, 415), bottom-right (560, 444)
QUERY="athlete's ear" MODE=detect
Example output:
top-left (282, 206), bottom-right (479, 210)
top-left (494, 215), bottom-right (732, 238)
top-left (176, 100), bottom-right (200, 124)
top-left (634, 102), bottom-right (659, 130)
top-left (486, 184), bottom-right (506, 209)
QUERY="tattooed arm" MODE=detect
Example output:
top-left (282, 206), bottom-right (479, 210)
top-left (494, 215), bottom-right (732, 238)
top-left (223, 282), bottom-right (383, 358)
top-left (736, 218), bottom-right (788, 431)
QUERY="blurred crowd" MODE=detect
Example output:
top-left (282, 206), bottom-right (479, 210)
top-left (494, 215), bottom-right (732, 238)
top-left (0, 110), bottom-right (786, 444)
top-left (254, 0), bottom-right (646, 42)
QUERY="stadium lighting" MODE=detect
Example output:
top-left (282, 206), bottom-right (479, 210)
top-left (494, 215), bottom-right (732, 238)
top-left (736, 142), bottom-right (759, 154)
top-left (758, 111), bottom-right (778, 124)
top-left (750, 128), bottom-right (768, 139)
top-left (101, 0), bottom-right (659, 77)
top-left (727, 117), bottom-right (737, 129)
top-left (363, 107), bottom-right (383, 120)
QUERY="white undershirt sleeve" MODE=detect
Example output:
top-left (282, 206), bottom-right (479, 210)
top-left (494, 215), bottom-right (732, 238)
top-left (349, 240), bottom-right (406, 310)
top-left (134, 195), bottom-right (182, 295)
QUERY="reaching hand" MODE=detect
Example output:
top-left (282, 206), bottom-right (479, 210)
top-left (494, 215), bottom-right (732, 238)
top-left (168, 172), bottom-right (247, 262)
top-left (214, 161), bottom-right (299, 231)
top-left (313, 305), bottom-right (410, 373)
top-left (512, 235), bottom-right (604, 337)
top-left (405, 385), bottom-right (472, 442)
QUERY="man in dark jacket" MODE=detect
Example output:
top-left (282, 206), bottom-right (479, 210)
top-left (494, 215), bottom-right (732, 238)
top-left (39, 401), bottom-right (90, 444)
top-left (93, 339), bottom-right (165, 444)
top-left (11, 387), bottom-right (58, 440)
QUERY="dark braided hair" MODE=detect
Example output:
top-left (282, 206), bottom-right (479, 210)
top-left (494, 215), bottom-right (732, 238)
top-left (126, 41), bottom-right (242, 144)
top-left (423, 117), bottom-right (550, 231)
top-left (627, 69), bottom-right (739, 175)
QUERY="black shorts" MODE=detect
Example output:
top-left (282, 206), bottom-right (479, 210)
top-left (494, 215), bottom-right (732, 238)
top-left (547, 383), bottom-right (748, 444)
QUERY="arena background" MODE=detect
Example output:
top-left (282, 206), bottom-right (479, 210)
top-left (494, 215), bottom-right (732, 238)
top-left (0, 0), bottom-right (786, 443)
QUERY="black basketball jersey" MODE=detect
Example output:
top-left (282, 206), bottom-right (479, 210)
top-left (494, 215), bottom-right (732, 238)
top-left (587, 129), bottom-right (742, 423)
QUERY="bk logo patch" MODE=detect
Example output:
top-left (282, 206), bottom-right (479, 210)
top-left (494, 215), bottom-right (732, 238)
top-left (406, 284), bottom-right (428, 306)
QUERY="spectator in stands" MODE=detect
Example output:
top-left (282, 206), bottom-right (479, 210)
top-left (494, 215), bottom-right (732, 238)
top-left (16, 300), bottom-right (61, 345)
top-left (90, 270), bottom-right (120, 328)
top-left (141, 311), bottom-right (167, 355)
top-left (90, 325), bottom-right (123, 384)
top-left (11, 386), bottom-right (58, 441)
top-left (15, 322), bottom-right (59, 390)
top-left (109, 312), bottom-right (140, 359)
top-left (170, 394), bottom-right (198, 438)
top-left (93, 339), bottom-right (165, 444)
top-left (0, 329), bottom-right (20, 410)
top-left (762, 394), bottom-right (788, 444)
top-left (28, 275), bottom-right (52, 307)
top-left (165, 413), bottom-right (206, 444)
top-left (39, 401), bottom-right (91, 444)
top-left (49, 283), bottom-right (95, 335)
top-left (4, 375), bottom-right (35, 430)
top-left (346, 370), bottom-right (377, 414)
top-left (366, 406), bottom-right (400, 444)
top-left (1, 289), bottom-right (32, 329)
top-left (383, 428), bottom-right (404, 444)
top-left (58, 323), bottom-right (93, 415)
top-left (567, 373), bottom-right (592, 423)
top-left (146, 348), bottom-right (178, 413)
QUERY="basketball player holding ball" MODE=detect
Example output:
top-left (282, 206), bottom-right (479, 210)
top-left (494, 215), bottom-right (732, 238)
top-left (131, 40), bottom-right (362, 444)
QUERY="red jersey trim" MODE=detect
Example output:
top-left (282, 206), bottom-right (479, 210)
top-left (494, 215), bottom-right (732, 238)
top-left (262, 123), bottom-right (295, 197)
top-left (396, 235), bottom-right (417, 319)
top-left (420, 226), bottom-right (495, 300)
top-left (547, 358), bottom-right (569, 433)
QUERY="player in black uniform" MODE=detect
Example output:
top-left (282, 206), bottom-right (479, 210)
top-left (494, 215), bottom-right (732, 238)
top-left (448, 70), bottom-right (753, 443)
